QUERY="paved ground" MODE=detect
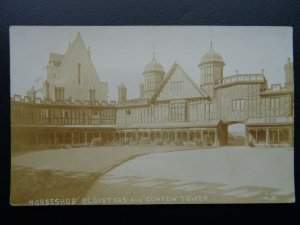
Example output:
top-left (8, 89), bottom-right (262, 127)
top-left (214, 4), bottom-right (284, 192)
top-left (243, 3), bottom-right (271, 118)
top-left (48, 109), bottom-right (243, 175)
top-left (10, 145), bottom-right (198, 205)
top-left (82, 147), bottom-right (295, 204)
top-left (11, 145), bottom-right (294, 205)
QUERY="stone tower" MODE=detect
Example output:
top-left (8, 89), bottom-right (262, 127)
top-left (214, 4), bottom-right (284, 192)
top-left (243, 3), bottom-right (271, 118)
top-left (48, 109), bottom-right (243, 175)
top-left (284, 57), bottom-right (294, 90)
top-left (143, 53), bottom-right (165, 99)
top-left (199, 42), bottom-right (225, 98)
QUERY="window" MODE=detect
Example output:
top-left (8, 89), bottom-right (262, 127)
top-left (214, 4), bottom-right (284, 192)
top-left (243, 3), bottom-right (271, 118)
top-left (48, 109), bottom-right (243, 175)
top-left (232, 99), bottom-right (245, 111)
top-left (270, 97), bottom-right (280, 116)
top-left (170, 81), bottom-right (184, 91)
top-left (204, 66), bottom-right (214, 83)
top-left (171, 102), bottom-right (185, 122)
top-left (93, 111), bottom-right (99, 119)
top-left (62, 110), bottom-right (70, 119)
top-left (241, 100), bottom-right (245, 110)
top-left (147, 107), bottom-right (150, 116)
top-left (40, 109), bottom-right (48, 118)
top-left (232, 100), bottom-right (237, 111)
top-left (271, 98), bottom-right (279, 109)
top-left (90, 89), bottom-right (96, 101)
top-left (205, 74), bottom-right (213, 83)
top-left (39, 108), bottom-right (49, 124)
top-left (149, 75), bottom-right (155, 90)
top-left (205, 103), bottom-right (212, 113)
top-left (126, 109), bottom-right (131, 115)
top-left (100, 110), bottom-right (115, 124)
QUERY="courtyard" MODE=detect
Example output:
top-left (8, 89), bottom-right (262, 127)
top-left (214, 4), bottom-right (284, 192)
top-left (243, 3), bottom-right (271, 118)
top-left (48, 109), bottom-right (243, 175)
top-left (11, 146), bottom-right (294, 205)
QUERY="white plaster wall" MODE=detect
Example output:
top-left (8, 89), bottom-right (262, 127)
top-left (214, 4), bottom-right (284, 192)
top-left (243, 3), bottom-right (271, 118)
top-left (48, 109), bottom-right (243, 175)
top-left (157, 66), bottom-right (202, 101)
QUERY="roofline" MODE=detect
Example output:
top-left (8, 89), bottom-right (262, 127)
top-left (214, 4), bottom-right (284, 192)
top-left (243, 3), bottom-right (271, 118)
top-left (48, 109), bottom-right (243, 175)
top-left (150, 62), bottom-right (207, 103)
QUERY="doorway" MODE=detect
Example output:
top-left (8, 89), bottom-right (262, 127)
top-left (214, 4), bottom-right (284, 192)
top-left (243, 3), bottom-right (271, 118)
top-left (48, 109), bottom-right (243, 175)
top-left (227, 123), bottom-right (246, 146)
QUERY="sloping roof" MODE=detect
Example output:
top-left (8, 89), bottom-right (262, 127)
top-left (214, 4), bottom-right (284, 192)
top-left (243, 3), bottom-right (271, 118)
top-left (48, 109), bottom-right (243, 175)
top-left (246, 116), bottom-right (293, 126)
top-left (55, 32), bottom-right (104, 84)
top-left (58, 32), bottom-right (84, 68)
top-left (150, 62), bottom-right (208, 102)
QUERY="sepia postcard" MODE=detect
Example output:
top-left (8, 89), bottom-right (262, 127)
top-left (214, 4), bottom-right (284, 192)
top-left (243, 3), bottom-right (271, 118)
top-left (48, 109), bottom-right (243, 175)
top-left (10, 26), bottom-right (294, 205)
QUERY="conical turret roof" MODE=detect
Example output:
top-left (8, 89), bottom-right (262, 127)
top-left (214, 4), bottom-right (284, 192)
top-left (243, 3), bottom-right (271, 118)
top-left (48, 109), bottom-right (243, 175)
top-left (143, 54), bottom-right (164, 74)
top-left (200, 42), bottom-right (225, 66)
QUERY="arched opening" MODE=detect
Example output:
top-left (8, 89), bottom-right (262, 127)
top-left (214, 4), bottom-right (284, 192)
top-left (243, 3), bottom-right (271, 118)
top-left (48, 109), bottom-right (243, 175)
top-left (227, 123), bottom-right (246, 146)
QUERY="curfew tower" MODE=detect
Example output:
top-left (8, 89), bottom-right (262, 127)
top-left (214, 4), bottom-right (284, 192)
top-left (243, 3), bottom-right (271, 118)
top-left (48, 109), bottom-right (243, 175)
top-left (199, 42), bottom-right (225, 98)
top-left (143, 53), bottom-right (165, 99)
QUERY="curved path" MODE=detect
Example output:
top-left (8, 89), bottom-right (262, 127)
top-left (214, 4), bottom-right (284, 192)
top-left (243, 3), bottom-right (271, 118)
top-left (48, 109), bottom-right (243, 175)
top-left (11, 145), bottom-right (197, 205)
top-left (82, 147), bottom-right (294, 204)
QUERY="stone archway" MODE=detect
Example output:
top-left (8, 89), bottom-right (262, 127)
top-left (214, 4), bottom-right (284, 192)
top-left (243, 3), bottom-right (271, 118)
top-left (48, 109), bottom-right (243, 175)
top-left (227, 123), bottom-right (246, 146)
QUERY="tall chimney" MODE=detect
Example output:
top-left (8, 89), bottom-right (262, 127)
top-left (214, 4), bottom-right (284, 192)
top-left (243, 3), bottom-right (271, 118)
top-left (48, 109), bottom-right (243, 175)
top-left (26, 86), bottom-right (36, 101)
top-left (139, 83), bottom-right (144, 98)
top-left (44, 81), bottom-right (50, 100)
top-left (284, 57), bottom-right (294, 90)
top-left (118, 83), bottom-right (127, 104)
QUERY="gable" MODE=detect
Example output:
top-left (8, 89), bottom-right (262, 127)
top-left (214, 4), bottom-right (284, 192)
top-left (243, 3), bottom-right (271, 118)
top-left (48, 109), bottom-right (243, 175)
top-left (154, 63), bottom-right (206, 101)
top-left (51, 34), bottom-right (107, 101)
top-left (56, 35), bottom-right (100, 86)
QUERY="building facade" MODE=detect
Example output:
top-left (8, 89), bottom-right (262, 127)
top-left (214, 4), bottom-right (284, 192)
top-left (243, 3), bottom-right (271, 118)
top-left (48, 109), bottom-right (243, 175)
top-left (11, 34), bottom-right (294, 151)
top-left (42, 32), bottom-right (108, 102)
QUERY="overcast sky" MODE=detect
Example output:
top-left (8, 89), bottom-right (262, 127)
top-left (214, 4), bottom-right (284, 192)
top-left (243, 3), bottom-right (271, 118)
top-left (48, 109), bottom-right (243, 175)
top-left (10, 26), bottom-right (293, 100)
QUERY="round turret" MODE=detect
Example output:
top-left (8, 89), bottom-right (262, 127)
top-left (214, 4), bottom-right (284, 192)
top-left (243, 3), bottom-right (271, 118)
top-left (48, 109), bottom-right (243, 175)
top-left (143, 54), bottom-right (165, 99)
top-left (199, 42), bottom-right (225, 66)
top-left (143, 55), bottom-right (165, 74)
top-left (199, 42), bottom-right (225, 86)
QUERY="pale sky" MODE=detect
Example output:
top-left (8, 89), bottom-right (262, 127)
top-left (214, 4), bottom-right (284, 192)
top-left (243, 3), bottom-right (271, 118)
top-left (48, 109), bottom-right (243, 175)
top-left (10, 26), bottom-right (293, 100)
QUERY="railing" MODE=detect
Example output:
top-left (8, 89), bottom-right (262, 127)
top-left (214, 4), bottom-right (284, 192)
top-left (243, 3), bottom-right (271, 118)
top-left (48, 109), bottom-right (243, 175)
top-left (118, 98), bottom-right (149, 105)
top-left (11, 95), bottom-right (117, 106)
top-left (11, 95), bottom-right (151, 107)
top-left (215, 74), bottom-right (265, 86)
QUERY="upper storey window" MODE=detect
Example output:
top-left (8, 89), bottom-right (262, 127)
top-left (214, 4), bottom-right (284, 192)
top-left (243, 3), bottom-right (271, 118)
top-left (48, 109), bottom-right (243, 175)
top-left (204, 66), bottom-right (213, 83)
top-left (148, 75), bottom-right (155, 90)
top-left (205, 74), bottom-right (213, 83)
top-left (170, 101), bottom-right (186, 122)
top-left (90, 88), bottom-right (96, 102)
top-left (170, 81), bottom-right (184, 91)
top-left (232, 99), bottom-right (245, 111)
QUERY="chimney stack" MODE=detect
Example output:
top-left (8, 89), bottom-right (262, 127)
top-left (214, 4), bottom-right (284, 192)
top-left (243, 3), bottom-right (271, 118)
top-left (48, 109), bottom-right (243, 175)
top-left (284, 57), bottom-right (294, 90)
top-left (118, 83), bottom-right (127, 104)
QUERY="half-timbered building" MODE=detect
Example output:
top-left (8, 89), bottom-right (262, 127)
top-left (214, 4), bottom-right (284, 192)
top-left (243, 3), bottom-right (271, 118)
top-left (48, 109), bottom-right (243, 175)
top-left (11, 35), bottom-right (294, 151)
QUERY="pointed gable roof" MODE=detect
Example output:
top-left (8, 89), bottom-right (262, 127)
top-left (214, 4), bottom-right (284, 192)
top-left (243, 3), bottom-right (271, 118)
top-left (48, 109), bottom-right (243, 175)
top-left (54, 32), bottom-right (102, 82)
top-left (150, 62), bottom-right (207, 102)
top-left (59, 32), bottom-right (86, 67)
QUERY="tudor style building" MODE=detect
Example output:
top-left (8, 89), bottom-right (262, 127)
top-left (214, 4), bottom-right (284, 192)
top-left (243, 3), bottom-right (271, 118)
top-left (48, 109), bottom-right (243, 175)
top-left (11, 34), bottom-right (294, 150)
top-left (43, 32), bottom-right (108, 102)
